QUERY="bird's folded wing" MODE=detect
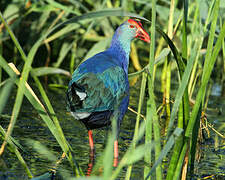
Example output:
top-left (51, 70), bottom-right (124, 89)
top-left (67, 66), bottom-right (129, 113)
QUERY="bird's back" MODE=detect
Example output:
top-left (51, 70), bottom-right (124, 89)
top-left (66, 50), bottom-right (129, 130)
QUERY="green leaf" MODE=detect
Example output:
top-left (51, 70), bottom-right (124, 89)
top-left (0, 78), bottom-right (15, 114)
top-left (54, 42), bottom-right (73, 68)
top-left (154, 48), bottom-right (170, 65)
top-left (45, 0), bottom-right (80, 15)
top-left (128, 48), bottom-right (170, 78)
top-left (51, 8), bottom-right (149, 33)
top-left (83, 38), bottom-right (111, 61)
top-left (125, 144), bottom-right (150, 165)
top-left (3, 3), bottom-right (19, 21)
top-left (32, 67), bottom-right (71, 77)
top-left (26, 140), bottom-right (57, 162)
top-left (30, 4), bottom-right (57, 13)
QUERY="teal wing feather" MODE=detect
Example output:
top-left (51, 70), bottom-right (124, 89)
top-left (67, 66), bottom-right (129, 114)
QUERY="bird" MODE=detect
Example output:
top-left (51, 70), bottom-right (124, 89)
top-left (66, 19), bottom-right (150, 167)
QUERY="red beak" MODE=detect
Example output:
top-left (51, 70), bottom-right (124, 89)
top-left (128, 19), bottom-right (150, 43)
top-left (136, 28), bottom-right (150, 43)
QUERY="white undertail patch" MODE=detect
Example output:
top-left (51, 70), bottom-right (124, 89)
top-left (76, 90), bottom-right (87, 100)
top-left (71, 112), bottom-right (91, 120)
top-left (71, 90), bottom-right (89, 119)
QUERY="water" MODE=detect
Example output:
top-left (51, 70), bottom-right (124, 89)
top-left (0, 80), bottom-right (225, 179)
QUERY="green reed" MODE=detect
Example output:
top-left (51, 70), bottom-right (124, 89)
top-left (0, 0), bottom-right (225, 179)
top-left (145, 0), bottom-right (162, 179)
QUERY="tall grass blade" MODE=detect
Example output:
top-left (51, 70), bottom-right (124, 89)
top-left (103, 115), bottom-right (116, 179)
top-left (44, 24), bottom-right (80, 43)
top-left (145, 128), bottom-right (183, 180)
top-left (182, 0), bottom-right (190, 127)
top-left (166, 105), bottom-right (184, 180)
top-left (201, 0), bottom-right (219, 108)
top-left (154, 26), bottom-right (185, 75)
top-left (128, 48), bottom-right (170, 79)
top-left (26, 139), bottom-right (57, 162)
top-left (31, 67), bottom-right (71, 77)
top-left (0, 78), bottom-right (14, 114)
top-left (165, 38), bottom-right (197, 140)
top-left (182, 0), bottom-right (188, 59)
top-left (173, 141), bottom-right (188, 180)
top-left (83, 38), bottom-right (111, 61)
top-left (125, 72), bottom-right (147, 179)
top-left (53, 9), bottom-right (149, 29)
top-left (162, 0), bottom-right (175, 137)
top-left (189, 104), bottom-right (202, 176)
top-left (144, 99), bottom-right (153, 180)
top-left (53, 42), bottom-right (73, 68)
top-left (166, 3), bottom-right (190, 178)
top-left (146, 0), bottom-right (162, 178)
top-left (45, 0), bottom-right (80, 15)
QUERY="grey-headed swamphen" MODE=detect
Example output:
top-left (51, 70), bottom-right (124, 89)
top-left (66, 19), bottom-right (150, 167)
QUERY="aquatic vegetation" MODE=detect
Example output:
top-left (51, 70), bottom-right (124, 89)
top-left (0, 0), bottom-right (225, 179)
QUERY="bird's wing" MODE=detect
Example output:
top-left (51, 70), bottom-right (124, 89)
top-left (67, 59), bottom-right (129, 116)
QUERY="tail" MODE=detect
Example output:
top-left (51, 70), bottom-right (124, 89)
top-left (66, 82), bottom-right (86, 112)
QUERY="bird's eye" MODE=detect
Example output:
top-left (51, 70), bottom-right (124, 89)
top-left (130, 25), bottom-right (135, 28)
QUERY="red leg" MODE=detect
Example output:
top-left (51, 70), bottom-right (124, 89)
top-left (113, 140), bottom-right (119, 167)
top-left (86, 148), bottom-right (95, 176)
top-left (88, 130), bottom-right (94, 150)
top-left (87, 130), bottom-right (95, 176)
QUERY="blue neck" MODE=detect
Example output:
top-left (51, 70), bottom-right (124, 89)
top-left (108, 32), bottom-right (132, 74)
